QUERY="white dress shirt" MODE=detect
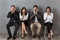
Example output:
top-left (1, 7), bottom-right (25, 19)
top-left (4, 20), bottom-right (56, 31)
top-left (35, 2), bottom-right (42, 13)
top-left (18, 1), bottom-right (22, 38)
top-left (19, 13), bottom-right (29, 21)
top-left (34, 13), bottom-right (39, 23)
top-left (44, 12), bottom-right (53, 23)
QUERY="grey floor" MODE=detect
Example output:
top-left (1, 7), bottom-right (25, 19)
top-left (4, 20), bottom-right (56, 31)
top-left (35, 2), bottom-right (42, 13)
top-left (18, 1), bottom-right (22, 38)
top-left (0, 34), bottom-right (60, 40)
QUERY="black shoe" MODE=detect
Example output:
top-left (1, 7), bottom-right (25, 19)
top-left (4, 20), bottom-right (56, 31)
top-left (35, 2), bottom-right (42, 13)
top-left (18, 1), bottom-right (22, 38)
top-left (31, 35), bottom-right (36, 38)
top-left (48, 38), bottom-right (51, 40)
top-left (13, 37), bottom-right (16, 40)
top-left (7, 36), bottom-right (12, 40)
top-left (37, 35), bottom-right (40, 39)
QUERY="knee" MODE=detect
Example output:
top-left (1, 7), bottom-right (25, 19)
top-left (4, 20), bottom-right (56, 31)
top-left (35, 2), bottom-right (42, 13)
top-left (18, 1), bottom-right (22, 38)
top-left (40, 23), bottom-right (42, 27)
top-left (30, 23), bottom-right (34, 28)
top-left (38, 23), bottom-right (42, 28)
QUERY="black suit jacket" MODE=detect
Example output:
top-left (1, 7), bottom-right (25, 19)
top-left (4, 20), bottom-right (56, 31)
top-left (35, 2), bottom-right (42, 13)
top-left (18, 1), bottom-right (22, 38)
top-left (7, 11), bottom-right (19, 24)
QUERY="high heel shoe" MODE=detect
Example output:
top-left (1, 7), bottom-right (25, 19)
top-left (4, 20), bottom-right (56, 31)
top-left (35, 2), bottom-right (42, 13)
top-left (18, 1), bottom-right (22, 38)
top-left (21, 36), bottom-right (24, 39)
top-left (25, 31), bottom-right (28, 35)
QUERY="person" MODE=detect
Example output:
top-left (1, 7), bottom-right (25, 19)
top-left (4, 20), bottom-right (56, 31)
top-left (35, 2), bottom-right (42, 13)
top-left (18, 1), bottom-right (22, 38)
top-left (6, 5), bottom-right (19, 40)
top-left (19, 7), bottom-right (29, 39)
top-left (44, 6), bottom-right (54, 39)
top-left (30, 5), bottom-right (42, 38)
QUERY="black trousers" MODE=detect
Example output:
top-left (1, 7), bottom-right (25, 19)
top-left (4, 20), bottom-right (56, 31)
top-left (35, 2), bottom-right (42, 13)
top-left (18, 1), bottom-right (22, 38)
top-left (6, 22), bottom-right (19, 38)
top-left (44, 22), bottom-right (53, 33)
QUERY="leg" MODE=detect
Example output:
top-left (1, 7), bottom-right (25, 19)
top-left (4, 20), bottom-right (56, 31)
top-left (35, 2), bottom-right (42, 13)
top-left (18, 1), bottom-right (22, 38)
top-left (21, 22), bottom-right (26, 38)
top-left (22, 22), bottom-right (27, 34)
top-left (50, 23), bottom-right (54, 38)
top-left (50, 30), bottom-right (53, 35)
top-left (13, 23), bottom-right (19, 39)
top-left (6, 23), bottom-right (12, 39)
top-left (30, 23), bottom-right (35, 36)
top-left (21, 25), bottom-right (24, 38)
top-left (47, 26), bottom-right (51, 39)
top-left (36, 23), bottom-right (41, 35)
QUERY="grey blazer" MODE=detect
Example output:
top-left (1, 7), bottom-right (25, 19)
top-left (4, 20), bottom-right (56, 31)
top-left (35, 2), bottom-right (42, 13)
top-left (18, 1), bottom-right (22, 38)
top-left (30, 12), bottom-right (42, 24)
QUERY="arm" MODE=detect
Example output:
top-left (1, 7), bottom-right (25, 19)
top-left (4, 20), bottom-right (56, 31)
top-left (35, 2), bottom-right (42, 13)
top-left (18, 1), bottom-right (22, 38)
top-left (36, 13), bottom-right (41, 19)
top-left (30, 14), bottom-right (35, 20)
top-left (19, 13), bottom-right (23, 20)
top-left (49, 13), bottom-right (53, 21)
top-left (44, 13), bottom-right (47, 21)
top-left (19, 13), bottom-right (28, 21)
top-left (7, 12), bottom-right (12, 18)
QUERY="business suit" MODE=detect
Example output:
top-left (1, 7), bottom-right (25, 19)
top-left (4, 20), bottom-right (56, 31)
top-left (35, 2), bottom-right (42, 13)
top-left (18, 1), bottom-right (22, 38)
top-left (6, 11), bottom-right (19, 39)
top-left (30, 12), bottom-right (42, 36)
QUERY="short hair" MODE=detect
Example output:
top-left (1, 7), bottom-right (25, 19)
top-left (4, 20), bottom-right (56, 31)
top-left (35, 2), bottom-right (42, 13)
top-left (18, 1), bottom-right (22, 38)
top-left (10, 5), bottom-right (15, 8)
top-left (21, 7), bottom-right (27, 15)
top-left (33, 5), bottom-right (38, 8)
top-left (46, 6), bottom-right (51, 12)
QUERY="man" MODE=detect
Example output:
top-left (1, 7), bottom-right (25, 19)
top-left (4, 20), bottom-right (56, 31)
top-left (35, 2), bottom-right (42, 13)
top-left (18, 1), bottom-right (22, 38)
top-left (30, 5), bottom-right (42, 38)
top-left (6, 5), bottom-right (19, 40)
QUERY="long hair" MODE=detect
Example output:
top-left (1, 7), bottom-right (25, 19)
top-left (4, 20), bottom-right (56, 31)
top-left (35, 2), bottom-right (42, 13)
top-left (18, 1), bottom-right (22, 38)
top-left (21, 7), bottom-right (27, 15)
top-left (46, 6), bottom-right (51, 12)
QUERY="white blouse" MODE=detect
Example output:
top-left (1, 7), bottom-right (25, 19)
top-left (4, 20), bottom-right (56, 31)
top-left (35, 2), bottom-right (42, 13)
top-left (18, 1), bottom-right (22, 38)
top-left (19, 13), bottom-right (29, 21)
top-left (44, 12), bottom-right (53, 23)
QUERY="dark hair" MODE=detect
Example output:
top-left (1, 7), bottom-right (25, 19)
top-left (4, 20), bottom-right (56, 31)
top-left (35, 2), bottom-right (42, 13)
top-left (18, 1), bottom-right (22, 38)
top-left (33, 5), bottom-right (38, 8)
top-left (46, 6), bottom-right (51, 12)
top-left (11, 5), bottom-right (15, 8)
top-left (21, 7), bottom-right (27, 15)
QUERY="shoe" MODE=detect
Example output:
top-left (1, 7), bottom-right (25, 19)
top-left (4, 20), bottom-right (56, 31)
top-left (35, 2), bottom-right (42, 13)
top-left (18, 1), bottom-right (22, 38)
top-left (48, 38), bottom-right (51, 40)
top-left (37, 35), bottom-right (40, 39)
top-left (7, 36), bottom-right (12, 40)
top-left (21, 37), bottom-right (24, 39)
top-left (31, 35), bottom-right (36, 38)
top-left (51, 33), bottom-right (54, 38)
top-left (13, 37), bottom-right (16, 40)
top-left (25, 31), bottom-right (28, 34)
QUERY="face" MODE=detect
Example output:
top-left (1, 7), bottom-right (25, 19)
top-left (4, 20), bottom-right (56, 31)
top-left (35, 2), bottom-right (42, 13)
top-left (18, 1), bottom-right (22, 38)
top-left (22, 9), bottom-right (26, 14)
top-left (46, 8), bottom-right (50, 13)
top-left (10, 7), bottom-right (16, 12)
top-left (33, 7), bottom-right (38, 12)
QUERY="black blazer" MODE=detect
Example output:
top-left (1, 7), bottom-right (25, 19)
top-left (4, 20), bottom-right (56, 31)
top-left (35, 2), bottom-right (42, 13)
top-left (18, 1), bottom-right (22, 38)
top-left (7, 11), bottom-right (19, 24)
top-left (30, 12), bottom-right (42, 24)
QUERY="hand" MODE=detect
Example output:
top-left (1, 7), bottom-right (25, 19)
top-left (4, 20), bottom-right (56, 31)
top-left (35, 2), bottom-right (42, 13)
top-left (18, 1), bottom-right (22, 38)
top-left (34, 10), bottom-right (37, 14)
top-left (22, 14), bottom-right (25, 19)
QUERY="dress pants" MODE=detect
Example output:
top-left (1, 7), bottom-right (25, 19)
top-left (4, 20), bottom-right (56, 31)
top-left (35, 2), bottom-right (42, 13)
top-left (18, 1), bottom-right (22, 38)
top-left (6, 22), bottom-right (19, 38)
top-left (30, 22), bottom-right (41, 35)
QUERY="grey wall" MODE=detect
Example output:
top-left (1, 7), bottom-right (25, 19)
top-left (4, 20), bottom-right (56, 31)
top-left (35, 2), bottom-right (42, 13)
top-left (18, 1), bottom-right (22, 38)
top-left (0, 0), bottom-right (60, 34)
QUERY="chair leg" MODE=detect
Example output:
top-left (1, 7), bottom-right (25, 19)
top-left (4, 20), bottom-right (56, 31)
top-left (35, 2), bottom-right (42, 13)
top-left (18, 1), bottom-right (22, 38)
top-left (44, 26), bottom-right (47, 40)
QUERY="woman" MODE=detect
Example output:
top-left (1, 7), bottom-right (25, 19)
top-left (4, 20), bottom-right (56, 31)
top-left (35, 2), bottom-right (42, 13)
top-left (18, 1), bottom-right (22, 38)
top-left (44, 6), bottom-right (54, 39)
top-left (19, 7), bottom-right (29, 39)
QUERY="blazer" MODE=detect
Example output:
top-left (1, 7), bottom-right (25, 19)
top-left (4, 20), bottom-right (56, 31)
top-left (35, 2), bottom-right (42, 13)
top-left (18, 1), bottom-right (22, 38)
top-left (30, 12), bottom-right (42, 24)
top-left (7, 11), bottom-right (19, 24)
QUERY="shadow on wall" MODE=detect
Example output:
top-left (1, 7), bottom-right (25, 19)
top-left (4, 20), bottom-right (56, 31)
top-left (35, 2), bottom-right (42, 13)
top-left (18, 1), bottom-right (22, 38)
top-left (39, 7), bottom-right (44, 36)
top-left (16, 7), bottom-right (21, 12)
top-left (52, 8), bottom-right (59, 34)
